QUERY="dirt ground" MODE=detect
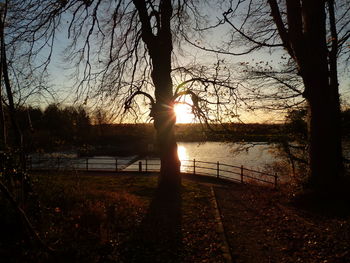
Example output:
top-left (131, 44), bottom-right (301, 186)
top-left (213, 182), bottom-right (350, 263)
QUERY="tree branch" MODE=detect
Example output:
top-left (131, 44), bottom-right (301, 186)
top-left (223, 8), bottom-right (283, 48)
top-left (267, 0), bottom-right (294, 58)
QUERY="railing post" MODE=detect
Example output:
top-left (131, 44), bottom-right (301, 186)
top-left (217, 161), bottom-right (220, 178)
top-left (115, 158), bottom-right (118, 172)
top-left (193, 159), bottom-right (196, 175)
top-left (274, 173), bottom-right (278, 188)
top-left (146, 158), bottom-right (148, 172)
top-left (240, 165), bottom-right (244, 183)
top-left (139, 161), bottom-right (142, 172)
top-left (29, 156), bottom-right (32, 170)
top-left (86, 158), bottom-right (89, 171)
top-left (57, 157), bottom-right (60, 170)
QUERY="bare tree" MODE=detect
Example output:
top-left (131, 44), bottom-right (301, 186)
top-left (5, 0), bottom-right (239, 189)
top-left (202, 0), bottom-right (350, 193)
top-left (0, 1), bottom-right (24, 157)
top-left (0, 0), bottom-right (55, 150)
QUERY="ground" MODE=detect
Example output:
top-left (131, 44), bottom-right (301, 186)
top-left (214, 182), bottom-right (350, 263)
top-left (1, 172), bottom-right (225, 262)
top-left (1, 172), bottom-right (349, 262)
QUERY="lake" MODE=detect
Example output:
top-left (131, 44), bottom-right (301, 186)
top-left (177, 142), bottom-right (280, 170)
top-left (122, 142), bottom-right (283, 184)
top-left (30, 141), bottom-right (281, 172)
top-left (29, 140), bottom-right (350, 184)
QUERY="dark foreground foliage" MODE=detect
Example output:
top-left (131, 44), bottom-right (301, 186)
top-left (0, 172), bottom-right (225, 262)
top-left (2, 172), bottom-right (350, 262)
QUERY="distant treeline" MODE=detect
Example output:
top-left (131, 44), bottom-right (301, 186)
top-left (1, 104), bottom-right (350, 155)
top-left (4, 104), bottom-right (155, 155)
top-left (175, 123), bottom-right (286, 142)
top-left (5, 104), bottom-right (92, 152)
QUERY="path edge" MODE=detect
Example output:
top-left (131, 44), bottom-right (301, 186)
top-left (210, 186), bottom-right (233, 263)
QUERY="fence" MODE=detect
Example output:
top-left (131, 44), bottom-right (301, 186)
top-left (181, 159), bottom-right (277, 188)
top-left (27, 156), bottom-right (278, 188)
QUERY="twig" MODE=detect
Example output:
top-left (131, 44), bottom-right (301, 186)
top-left (0, 181), bottom-right (54, 253)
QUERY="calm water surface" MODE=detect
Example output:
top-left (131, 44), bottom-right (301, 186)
top-left (30, 141), bottom-right (350, 183)
top-left (31, 142), bottom-right (281, 172)
top-left (177, 142), bottom-right (281, 170)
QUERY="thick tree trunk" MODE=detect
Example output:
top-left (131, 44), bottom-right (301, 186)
top-left (304, 76), bottom-right (343, 191)
top-left (133, 0), bottom-right (181, 189)
top-left (153, 103), bottom-right (181, 189)
top-left (327, 0), bottom-right (344, 181)
top-left (151, 54), bottom-right (181, 189)
top-left (301, 1), bottom-right (343, 192)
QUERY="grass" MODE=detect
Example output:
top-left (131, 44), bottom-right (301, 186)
top-left (1, 171), bottom-right (225, 262)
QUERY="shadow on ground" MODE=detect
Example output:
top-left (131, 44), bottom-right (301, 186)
top-left (120, 186), bottom-right (182, 263)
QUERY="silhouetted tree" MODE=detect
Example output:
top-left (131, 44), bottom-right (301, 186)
top-left (92, 108), bottom-right (109, 136)
top-left (74, 106), bottom-right (91, 138)
top-left (6, 0), bottom-right (238, 189)
top-left (0, 0), bottom-right (53, 152)
top-left (285, 109), bottom-right (307, 140)
top-left (42, 104), bottom-right (63, 134)
top-left (212, 0), bottom-right (349, 192)
top-left (0, 2), bottom-right (22, 152)
top-left (38, 104), bottom-right (91, 146)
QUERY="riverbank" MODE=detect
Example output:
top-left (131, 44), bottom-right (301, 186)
top-left (1, 172), bottom-right (349, 262)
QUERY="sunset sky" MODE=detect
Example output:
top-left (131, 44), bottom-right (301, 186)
top-left (25, 2), bottom-right (350, 124)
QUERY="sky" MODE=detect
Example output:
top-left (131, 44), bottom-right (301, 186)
top-left (20, 1), bottom-right (350, 124)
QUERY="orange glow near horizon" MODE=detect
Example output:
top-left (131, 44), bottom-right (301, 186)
top-left (174, 103), bottom-right (195, 123)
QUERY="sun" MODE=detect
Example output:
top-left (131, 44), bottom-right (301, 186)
top-left (174, 103), bottom-right (194, 123)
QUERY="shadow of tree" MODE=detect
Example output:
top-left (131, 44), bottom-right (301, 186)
top-left (120, 186), bottom-right (182, 262)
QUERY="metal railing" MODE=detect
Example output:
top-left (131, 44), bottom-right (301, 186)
top-left (27, 156), bottom-right (278, 187)
top-left (181, 159), bottom-right (277, 187)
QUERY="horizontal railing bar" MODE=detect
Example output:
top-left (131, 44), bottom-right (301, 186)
top-left (194, 165), bottom-right (218, 171)
top-left (215, 163), bottom-right (242, 169)
top-left (183, 160), bottom-right (240, 169)
top-left (180, 159), bottom-right (276, 177)
top-left (218, 168), bottom-right (241, 174)
top-left (195, 171), bottom-right (215, 176)
top-left (179, 159), bottom-right (212, 165)
top-left (191, 160), bottom-right (216, 165)
top-left (243, 174), bottom-right (274, 184)
top-left (27, 156), bottom-right (278, 181)
top-left (242, 167), bottom-right (275, 177)
top-left (219, 175), bottom-right (241, 182)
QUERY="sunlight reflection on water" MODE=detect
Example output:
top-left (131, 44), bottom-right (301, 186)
top-left (176, 142), bottom-right (280, 179)
top-left (177, 142), bottom-right (278, 169)
top-left (177, 145), bottom-right (189, 161)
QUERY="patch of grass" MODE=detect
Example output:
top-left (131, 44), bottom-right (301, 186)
top-left (30, 172), bottom-right (155, 262)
